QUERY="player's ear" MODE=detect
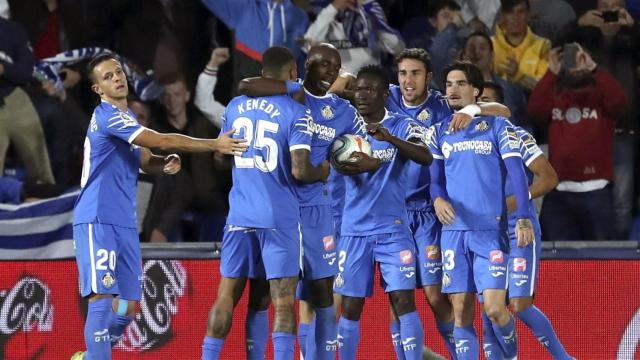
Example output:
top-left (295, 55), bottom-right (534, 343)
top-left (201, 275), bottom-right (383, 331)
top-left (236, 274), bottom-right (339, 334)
top-left (185, 90), bottom-right (191, 103)
top-left (473, 87), bottom-right (480, 97)
top-left (91, 83), bottom-right (103, 96)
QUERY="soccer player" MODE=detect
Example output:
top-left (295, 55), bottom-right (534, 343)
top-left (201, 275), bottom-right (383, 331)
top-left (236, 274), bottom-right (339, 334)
top-left (386, 48), bottom-right (512, 359)
top-left (201, 46), bottom-right (330, 360)
top-left (238, 43), bottom-right (363, 360)
top-left (333, 65), bottom-right (432, 360)
top-left (71, 54), bottom-right (247, 360)
top-left (428, 61), bottom-right (535, 360)
top-left (479, 83), bottom-right (574, 360)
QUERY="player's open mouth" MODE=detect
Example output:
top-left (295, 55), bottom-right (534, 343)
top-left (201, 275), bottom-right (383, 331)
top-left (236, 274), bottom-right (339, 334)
top-left (320, 80), bottom-right (332, 88)
top-left (116, 85), bottom-right (126, 91)
top-left (448, 95), bottom-right (461, 100)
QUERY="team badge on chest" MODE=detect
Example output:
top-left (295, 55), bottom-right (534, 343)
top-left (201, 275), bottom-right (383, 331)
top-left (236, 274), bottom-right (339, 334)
top-left (321, 105), bottom-right (334, 119)
top-left (417, 109), bottom-right (430, 121)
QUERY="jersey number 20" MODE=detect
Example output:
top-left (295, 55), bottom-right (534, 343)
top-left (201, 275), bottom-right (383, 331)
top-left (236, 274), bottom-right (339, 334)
top-left (232, 117), bottom-right (279, 172)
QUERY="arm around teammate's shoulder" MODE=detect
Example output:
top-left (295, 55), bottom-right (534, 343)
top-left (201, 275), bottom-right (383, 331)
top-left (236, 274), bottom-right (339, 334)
top-left (132, 128), bottom-right (247, 155)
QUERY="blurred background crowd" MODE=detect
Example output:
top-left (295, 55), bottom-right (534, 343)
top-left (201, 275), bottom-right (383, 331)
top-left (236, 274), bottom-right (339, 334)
top-left (0, 0), bottom-right (639, 242)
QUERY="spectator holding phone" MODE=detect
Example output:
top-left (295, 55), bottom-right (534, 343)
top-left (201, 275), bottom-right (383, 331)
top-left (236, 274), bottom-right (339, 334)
top-left (576, 0), bottom-right (639, 239)
top-left (528, 42), bottom-right (628, 240)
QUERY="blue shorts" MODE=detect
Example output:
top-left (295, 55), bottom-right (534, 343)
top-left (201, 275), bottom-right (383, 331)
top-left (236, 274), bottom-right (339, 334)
top-left (507, 233), bottom-right (542, 298)
top-left (300, 205), bottom-right (337, 280)
top-left (220, 225), bottom-right (302, 280)
top-left (73, 223), bottom-right (142, 300)
top-left (408, 210), bottom-right (442, 287)
top-left (440, 230), bottom-right (508, 295)
top-left (334, 232), bottom-right (417, 298)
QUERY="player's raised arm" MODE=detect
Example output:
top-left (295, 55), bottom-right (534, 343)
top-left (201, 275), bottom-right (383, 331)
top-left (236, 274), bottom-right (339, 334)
top-left (448, 102), bottom-right (512, 132)
top-left (132, 128), bottom-right (247, 156)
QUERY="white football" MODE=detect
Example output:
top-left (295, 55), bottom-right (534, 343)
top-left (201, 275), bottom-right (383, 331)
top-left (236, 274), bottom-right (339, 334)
top-left (330, 134), bottom-right (372, 166)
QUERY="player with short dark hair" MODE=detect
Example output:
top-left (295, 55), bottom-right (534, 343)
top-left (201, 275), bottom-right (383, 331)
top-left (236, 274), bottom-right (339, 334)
top-left (384, 47), bottom-right (511, 359)
top-left (481, 81), bottom-right (505, 104)
top-left (428, 61), bottom-right (534, 359)
top-left (238, 43), bottom-right (364, 360)
top-left (333, 65), bottom-right (432, 360)
top-left (71, 55), bottom-right (247, 360)
top-left (479, 85), bottom-right (574, 360)
top-left (201, 46), bottom-right (330, 360)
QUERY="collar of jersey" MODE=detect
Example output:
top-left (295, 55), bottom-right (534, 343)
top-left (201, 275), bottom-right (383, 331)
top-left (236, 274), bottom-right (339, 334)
top-left (401, 91), bottom-right (431, 109)
top-left (304, 87), bottom-right (332, 99)
top-left (369, 108), bottom-right (391, 125)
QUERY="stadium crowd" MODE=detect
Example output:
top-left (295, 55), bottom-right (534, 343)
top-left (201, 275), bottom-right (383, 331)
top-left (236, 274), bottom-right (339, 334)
top-left (0, 0), bottom-right (639, 241)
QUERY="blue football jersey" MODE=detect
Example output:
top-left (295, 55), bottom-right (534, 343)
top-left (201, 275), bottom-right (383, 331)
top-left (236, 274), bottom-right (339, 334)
top-left (505, 127), bottom-right (544, 235)
top-left (300, 89), bottom-right (365, 207)
top-left (74, 101), bottom-right (144, 228)
top-left (224, 95), bottom-right (312, 229)
top-left (387, 85), bottom-right (452, 209)
top-left (428, 115), bottom-right (523, 231)
top-left (341, 110), bottom-right (427, 236)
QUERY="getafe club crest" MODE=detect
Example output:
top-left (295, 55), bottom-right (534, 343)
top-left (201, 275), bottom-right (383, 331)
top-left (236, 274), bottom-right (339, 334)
top-left (475, 120), bottom-right (489, 132)
top-left (417, 109), bottom-right (430, 122)
top-left (321, 105), bottom-right (334, 119)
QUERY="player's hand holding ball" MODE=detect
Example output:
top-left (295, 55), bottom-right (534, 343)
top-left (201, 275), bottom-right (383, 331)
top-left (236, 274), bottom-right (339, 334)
top-left (515, 218), bottom-right (534, 247)
top-left (216, 129), bottom-right (249, 156)
top-left (163, 154), bottom-right (181, 174)
top-left (330, 134), bottom-right (378, 175)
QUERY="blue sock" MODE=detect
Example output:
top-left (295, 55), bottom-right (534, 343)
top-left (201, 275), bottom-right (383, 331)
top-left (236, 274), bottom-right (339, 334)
top-left (272, 332), bottom-right (295, 360)
top-left (298, 322), bottom-right (311, 358)
top-left (246, 310), bottom-right (269, 360)
top-left (436, 320), bottom-right (457, 360)
top-left (202, 336), bottom-right (224, 360)
top-left (107, 312), bottom-right (134, 346)
top-left (453, 325), bottom-right (479, 360)
top-left (481, 312), bottom-right (504, 360)
top-left (517, 305), bottom-right (572, 360)
top-left (390, 321), bottom-right (405, 360)
top-left (306, 317), bottom-right (317, 360)
top-left (338, 317), bottom-right (360, 360)
top-left (84, 298), bottom-right (112, 360)
top-left (491, 316), bottom-right (518, 359)
top-left (315, 306), bottom-right (336, 360)
top-left (399, 312), bottom-right (423, 360)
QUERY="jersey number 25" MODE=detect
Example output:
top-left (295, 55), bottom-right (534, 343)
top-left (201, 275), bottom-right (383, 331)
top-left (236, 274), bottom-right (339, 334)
top-left (232, 117), bottom-right (279, 172)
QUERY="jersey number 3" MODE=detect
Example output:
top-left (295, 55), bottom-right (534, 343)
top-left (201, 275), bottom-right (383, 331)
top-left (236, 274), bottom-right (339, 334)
top-left (233, 117), bottom-right (279, 172)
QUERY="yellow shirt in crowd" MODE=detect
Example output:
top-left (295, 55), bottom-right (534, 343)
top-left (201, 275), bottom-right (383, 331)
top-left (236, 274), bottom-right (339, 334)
top-left (492, 25), bottom-right (550, 84)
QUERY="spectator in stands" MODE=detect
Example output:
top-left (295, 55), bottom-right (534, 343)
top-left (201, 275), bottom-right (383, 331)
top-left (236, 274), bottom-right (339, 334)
top-left (528, 43), bottom-right (627, 240)
top-left (493, 0), bottom-right (551, 91)
top-left (194, 47), bottom-right (229, 129)
top-left (304, 0), bottom-right (404, 74)
top-left (529, 0), bottom-right (576, 43)
top-left (426, 0), bottom-right (468, 90)
top-left (0, 16), bottom-right (55, 184)
top-left (576, 0), bottom-right (639, 238)
top-left (149, 73), bottom-right (229, 241)
top-left (201, 0), bottom-right (309, 93)
top-left (28, 74), bottom-right (86, 188)
top-left (127, 97), bottom-right (190, 243)
top-left (462, 31), bottom-right (529, 127)
top-left (455, 0), bottom-right (501, 32)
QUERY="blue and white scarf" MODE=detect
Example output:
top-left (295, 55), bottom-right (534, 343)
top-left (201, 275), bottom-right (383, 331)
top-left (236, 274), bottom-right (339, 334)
top-left (33, 47), bottom-right (164, 101)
